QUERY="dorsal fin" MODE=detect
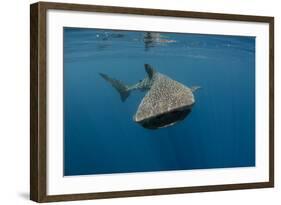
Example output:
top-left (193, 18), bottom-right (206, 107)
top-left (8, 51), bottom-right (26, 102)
top-left (144, 64), bottom-right (156, 79)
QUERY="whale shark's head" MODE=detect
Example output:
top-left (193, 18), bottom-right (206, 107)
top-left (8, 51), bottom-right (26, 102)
top-left (133, 72), bottom-right (195, 129)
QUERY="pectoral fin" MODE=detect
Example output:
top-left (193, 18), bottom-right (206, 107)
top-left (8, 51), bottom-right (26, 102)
top-left (191, 86), bottom-right (201, 92)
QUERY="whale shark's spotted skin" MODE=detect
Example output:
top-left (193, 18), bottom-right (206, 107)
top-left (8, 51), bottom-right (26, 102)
top-left (134, 73), bottom-right (195, 123)
top-left (100, 64), bottom-right (200, 129)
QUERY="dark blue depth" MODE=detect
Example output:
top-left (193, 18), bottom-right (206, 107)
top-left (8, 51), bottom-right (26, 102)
top-left (63, 27), bottom-right (256, 176)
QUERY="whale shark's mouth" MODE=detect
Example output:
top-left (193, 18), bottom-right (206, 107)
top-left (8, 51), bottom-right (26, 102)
top-left (136, 108), bottom-right (192, 129)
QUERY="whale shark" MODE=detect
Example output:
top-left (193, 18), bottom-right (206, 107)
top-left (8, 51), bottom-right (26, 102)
top-left (100, 64), bottom-right (200, 129)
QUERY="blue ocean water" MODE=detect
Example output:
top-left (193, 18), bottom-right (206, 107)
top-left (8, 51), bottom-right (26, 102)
top-left (63, 27), bottom-right (255, 176)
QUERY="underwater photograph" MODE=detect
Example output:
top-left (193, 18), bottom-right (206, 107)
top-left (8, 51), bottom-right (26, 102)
top-left (63, 27), bottom-right (256, 176)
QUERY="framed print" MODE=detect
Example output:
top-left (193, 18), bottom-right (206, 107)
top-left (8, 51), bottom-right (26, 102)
top-left (30, 1), bottom-right (274, 202)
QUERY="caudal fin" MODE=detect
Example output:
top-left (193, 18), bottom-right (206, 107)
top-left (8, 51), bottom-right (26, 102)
top-left (99, 73), bottom-right (130, 102)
